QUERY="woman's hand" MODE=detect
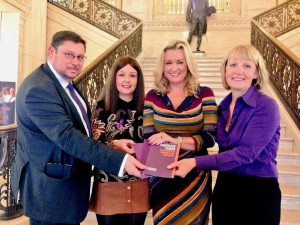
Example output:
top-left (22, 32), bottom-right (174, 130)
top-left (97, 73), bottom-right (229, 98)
top-left (167, 158), bottom-right (196, 178)
top-left (147, 132), bottom-right (178, 145)
top-left (112, 139), bottom-right (135, 154)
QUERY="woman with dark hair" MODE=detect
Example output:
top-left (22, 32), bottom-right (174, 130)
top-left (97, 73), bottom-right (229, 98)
top-left (89, 55), bottom-right (150, 225)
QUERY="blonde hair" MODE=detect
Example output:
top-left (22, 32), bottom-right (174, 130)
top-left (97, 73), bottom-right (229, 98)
top-left (154, 40), bottom-right (200, 96)
top-left (220, 45), bottom-right (268, 90)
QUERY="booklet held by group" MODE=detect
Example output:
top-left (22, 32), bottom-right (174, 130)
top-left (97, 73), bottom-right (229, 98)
top-left (134, 140), bottom-right (180, 178)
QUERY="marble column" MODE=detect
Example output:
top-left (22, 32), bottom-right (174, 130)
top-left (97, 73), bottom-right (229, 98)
top-left (21, 0), bottom-right (47, 84)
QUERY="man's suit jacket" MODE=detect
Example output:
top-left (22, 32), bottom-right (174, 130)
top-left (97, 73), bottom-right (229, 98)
top-left (11, 63), bottom-right (125, 224)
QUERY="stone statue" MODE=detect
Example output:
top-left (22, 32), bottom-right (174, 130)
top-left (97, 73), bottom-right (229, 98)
top-left (186, 0), bottom-right (216, 52)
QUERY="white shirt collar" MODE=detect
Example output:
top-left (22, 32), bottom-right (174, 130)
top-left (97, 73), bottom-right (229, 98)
top-left (47, 61), bottom-right (70, 89)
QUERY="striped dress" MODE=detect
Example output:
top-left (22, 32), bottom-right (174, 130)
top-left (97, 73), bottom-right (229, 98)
top-left (143, 86), bottom-right (218, 225)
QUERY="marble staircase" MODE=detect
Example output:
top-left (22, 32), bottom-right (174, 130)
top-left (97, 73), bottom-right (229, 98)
top-left (5, 56), bottom-right (300, 225)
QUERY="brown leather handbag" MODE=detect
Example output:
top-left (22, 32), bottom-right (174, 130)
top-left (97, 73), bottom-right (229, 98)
top-left (89, 179), bottom-right (150, 215)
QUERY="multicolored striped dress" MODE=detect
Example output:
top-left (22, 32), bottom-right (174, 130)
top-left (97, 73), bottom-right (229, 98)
top-left (143, 86), bottom-right (218, 225)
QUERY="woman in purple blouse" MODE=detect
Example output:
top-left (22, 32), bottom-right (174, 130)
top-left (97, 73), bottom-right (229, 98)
top-left (168, 45), bottom-right (281, 225)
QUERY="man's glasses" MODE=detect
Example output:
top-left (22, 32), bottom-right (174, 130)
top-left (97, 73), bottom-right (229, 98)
top-left (55, 49), bottom-right (87, 62)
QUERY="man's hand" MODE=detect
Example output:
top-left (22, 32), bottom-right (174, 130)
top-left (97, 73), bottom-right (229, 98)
top-left (124, 155), bottom-right (146, 178)
top-left (167, 158), bottom-right (196, 178)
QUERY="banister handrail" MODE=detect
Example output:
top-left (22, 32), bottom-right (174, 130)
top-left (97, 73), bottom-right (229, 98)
top-left (0, 124), bottom-right (17, 131)
top-left (74, 21), bottom-right (143, 83)
top-left (254, 0), bottom-right (300, 37)
top-left (48, 0), bottom-right (141, 38)
top-left (251, 19), bottom-right (300, 64)
top-left (251, 0), bottom-right (300, 128)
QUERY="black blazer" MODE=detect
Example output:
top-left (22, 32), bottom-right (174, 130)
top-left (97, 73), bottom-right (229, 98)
top-left (11, 63), bottom-right (125, 224)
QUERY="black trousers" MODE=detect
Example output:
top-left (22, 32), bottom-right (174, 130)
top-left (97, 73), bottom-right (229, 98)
top-left (96, 212), bottom-right (147, 225)
top-left (212, 172), bottom-right (281, 225)
top-left (30, 218), bottom-right (79, 225)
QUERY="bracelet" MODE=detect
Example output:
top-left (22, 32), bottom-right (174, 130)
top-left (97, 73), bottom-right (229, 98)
top-left (177, 136), bottom-right (183, 144)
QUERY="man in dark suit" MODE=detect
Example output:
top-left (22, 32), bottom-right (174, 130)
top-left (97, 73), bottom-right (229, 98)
top-left (186, 0), bottom-right (209, 52)
top-left (11, 30), bottom-right (145, 225)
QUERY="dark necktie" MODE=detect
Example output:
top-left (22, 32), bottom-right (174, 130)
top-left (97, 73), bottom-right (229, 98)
top-left (67, 83), bottom-right (92, 136)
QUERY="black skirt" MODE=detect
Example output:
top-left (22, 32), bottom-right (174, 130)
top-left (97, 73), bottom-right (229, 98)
top-left (212, 172), bottom-right (281, 225)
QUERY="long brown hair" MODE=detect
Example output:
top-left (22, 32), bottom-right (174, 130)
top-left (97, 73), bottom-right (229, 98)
top-left (97, 55), bottom-right (145, 113)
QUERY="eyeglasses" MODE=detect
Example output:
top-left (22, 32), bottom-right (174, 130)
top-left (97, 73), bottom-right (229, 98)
top-left (55, 49), bottom-right (87, 62)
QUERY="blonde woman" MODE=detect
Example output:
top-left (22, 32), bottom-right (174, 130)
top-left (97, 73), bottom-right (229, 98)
top-left (143, 40), bottom-right (218, 225)
top-left (169, 45), bottom-right (281, 225)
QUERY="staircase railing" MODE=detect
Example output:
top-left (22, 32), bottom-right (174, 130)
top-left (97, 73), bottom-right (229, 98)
top-left (0, 124), bottom-right (22, 220)
top-left (251, 0), bottom-right (300, 129)
top-left (47, 0), bottom-right (143, 110)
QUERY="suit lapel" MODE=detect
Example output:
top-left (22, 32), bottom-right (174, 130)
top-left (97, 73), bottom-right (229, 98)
top-left (42, 64), bottom-right (89, 135)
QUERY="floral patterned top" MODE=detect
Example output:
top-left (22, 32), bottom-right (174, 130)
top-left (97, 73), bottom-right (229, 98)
top-left (91, 98), bottom-right (144, 183)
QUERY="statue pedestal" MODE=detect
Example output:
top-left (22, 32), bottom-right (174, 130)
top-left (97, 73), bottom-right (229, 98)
top-left (193, 51), bottom-right (205, 56)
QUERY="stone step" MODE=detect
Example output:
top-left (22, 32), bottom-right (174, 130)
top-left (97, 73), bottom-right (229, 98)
top-left (281, 185), bottom-right (300, 210)
top-left (277, 151), bottom-right (300, 167)
top-left (143, 75), bottom-right (154, 82)
top-left (200, 75), bottom-right (223, 82)
top-left (278, 165), bottom-right (300, 187)
top-left (281, 209), bottom-right (300, 225)
top-left (200, 71), bottom-right (222, 76)
top-left (142, 65), bottom-right (222, 72)
top-left (143, 77), bottom-right (222, 84)
top-left (200, 82), bottom-right (224, 88)
top-left (142, 62), bottom-right (222, 70)
top-left (280, 124), bottom-right (287, 136)
top-left (279, 137), bottom-right (294, 151)
top-left (198, 67), bottom-right (222, 72)
top-left (141, 56), bottom-right (223, 64)
top-left (194, 57), bottom-right (224, 63)
top-left (142, 70), bottom-right (221, 78)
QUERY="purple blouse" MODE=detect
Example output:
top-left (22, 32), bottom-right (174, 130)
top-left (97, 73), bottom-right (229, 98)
top-left (196, 85), bottom-right (281, 178)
